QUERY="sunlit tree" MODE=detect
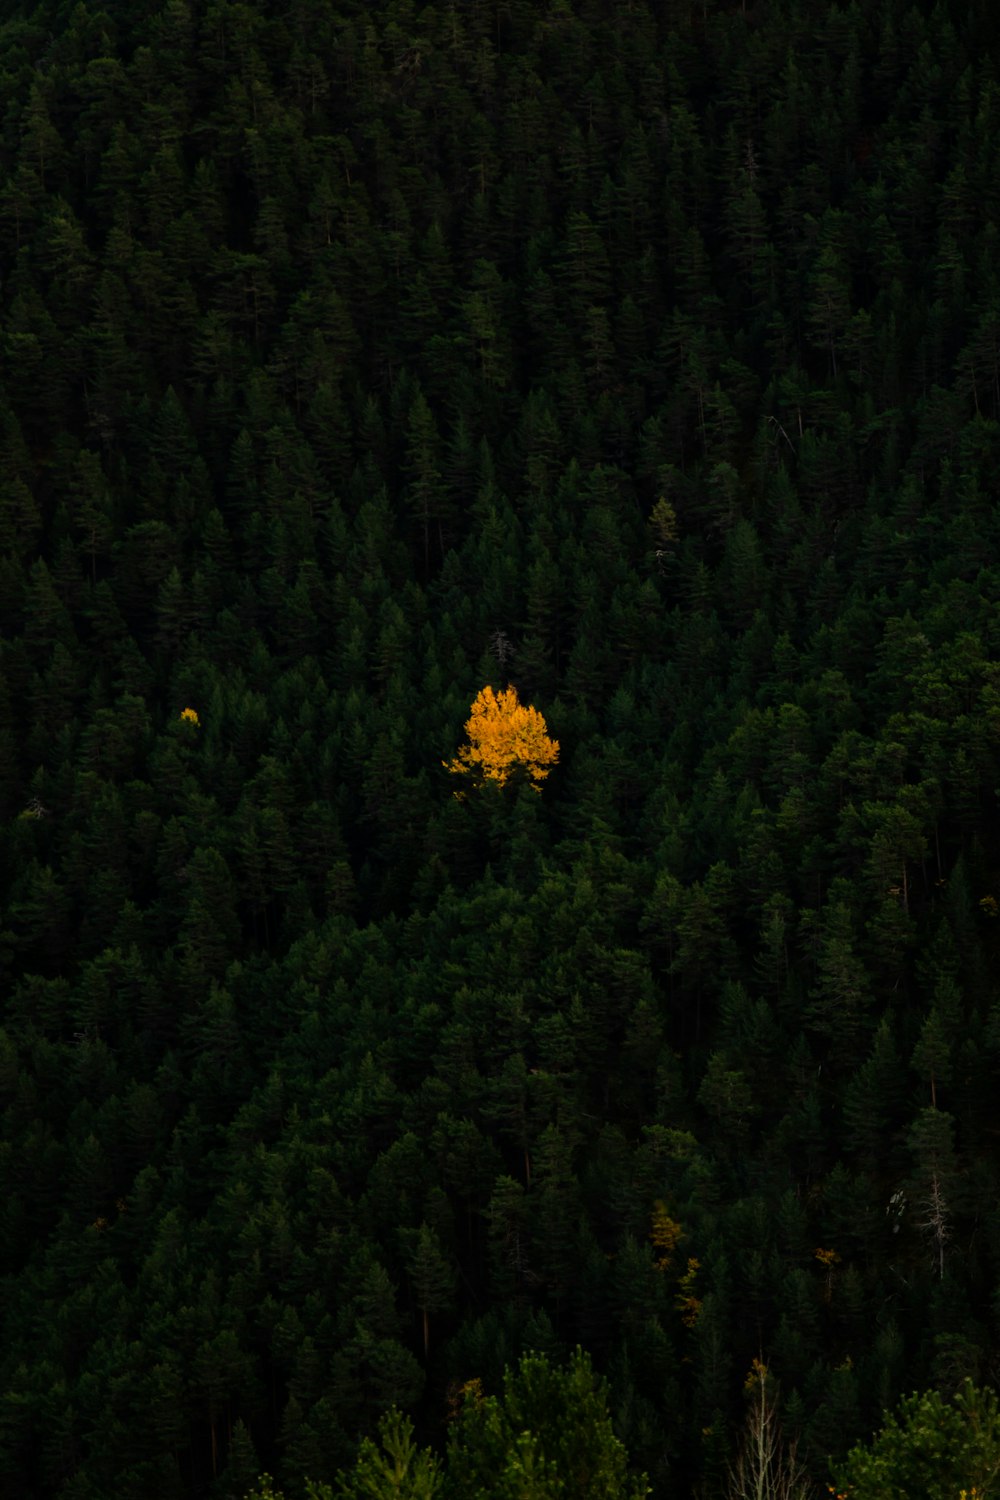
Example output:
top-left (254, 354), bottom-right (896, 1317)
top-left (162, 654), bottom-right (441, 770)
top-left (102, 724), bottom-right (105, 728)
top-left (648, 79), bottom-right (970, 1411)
top-left (444, 685), bottom-right (559, 791)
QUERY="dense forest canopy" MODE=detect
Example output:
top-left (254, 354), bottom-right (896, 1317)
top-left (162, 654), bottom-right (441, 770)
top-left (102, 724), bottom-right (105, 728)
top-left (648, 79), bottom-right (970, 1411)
top-left (3, 0), bottom-right (1000, 1494)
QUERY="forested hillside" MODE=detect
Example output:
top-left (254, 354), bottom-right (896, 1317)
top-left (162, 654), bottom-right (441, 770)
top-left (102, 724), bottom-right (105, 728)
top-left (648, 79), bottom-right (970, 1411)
top-left (2, 0), bottom-right (1000, 1494)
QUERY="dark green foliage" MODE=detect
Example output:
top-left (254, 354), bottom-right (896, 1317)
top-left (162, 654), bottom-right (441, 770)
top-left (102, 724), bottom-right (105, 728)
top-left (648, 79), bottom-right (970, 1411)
top-left (444, 1349), bottom-right (649, 1499)
top-left (834, 1380), bottom-right (1000, 1500)
top-left (3, 0), bottom-right (1000, 1496)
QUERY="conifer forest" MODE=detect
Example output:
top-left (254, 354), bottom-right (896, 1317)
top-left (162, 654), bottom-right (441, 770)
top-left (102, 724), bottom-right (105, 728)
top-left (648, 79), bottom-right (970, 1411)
top-left (5, 0), bottom-right (1000, 1494)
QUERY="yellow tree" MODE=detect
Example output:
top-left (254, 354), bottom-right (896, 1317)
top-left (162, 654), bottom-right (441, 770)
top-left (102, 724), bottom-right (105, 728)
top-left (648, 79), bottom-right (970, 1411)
top-left (649, 1201), bottom-right (683, 1271)
top-left (445, 685), bottom-right (559, 791)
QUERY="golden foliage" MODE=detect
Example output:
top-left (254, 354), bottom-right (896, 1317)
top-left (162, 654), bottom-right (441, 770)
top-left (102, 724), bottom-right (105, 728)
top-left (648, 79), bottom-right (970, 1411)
top-left (650, 1201), bottom-right (683, 1271)
top-left (447, 1377), bottom-right (484, 1421)
top-left (743, 1358), bottom-right (769, 1396)
top-left (675, 1257), bottom-right (702, 1327)
top-left (815, 1245), bottom-right (841, 1303)
top-left (179, 706), bottom-right (200, 724)
top-left (444, 684), bottom-right (559, 791)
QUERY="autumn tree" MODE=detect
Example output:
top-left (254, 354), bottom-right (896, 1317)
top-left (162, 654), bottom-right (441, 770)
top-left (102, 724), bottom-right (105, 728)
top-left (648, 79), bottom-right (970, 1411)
top-left (444, 685), bottom-right (559, 791)
top-left (728, 1361), bottom-right (812, 1500)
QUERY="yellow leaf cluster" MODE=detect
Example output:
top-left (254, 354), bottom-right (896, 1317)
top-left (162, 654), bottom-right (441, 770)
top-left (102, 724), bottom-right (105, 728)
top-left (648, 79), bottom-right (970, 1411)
top-left (447, 1377), bottom-right (485, 1421)
top-left (179, 706), bottom-right (200, 725)
top-left (675, 1257), bottom-right (702, 1327)
top-left (743, 1358), bottom-right (769, 1394)
top-left (444, 684), bottom-right (559, 791)
top-left (815, 1245), bottom-right (841, 1303)
top-left (650, 1201), bottom-right (683, 1271)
